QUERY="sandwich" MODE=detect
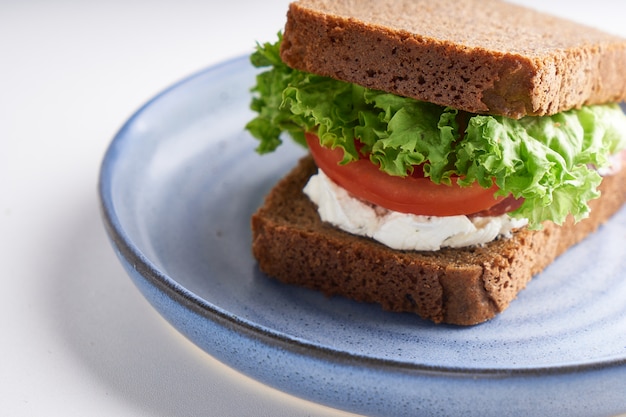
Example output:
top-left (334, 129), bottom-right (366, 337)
top-left (245, 0), bottom-right (626, 325)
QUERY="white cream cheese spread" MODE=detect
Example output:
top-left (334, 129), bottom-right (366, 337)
top-left (303, 169), bottom-right (528, 251)
top-left (598, 150), bottom-right (625, 176)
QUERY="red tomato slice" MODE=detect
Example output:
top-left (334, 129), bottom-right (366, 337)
top-left (305, 133), bottom-right (506, 217)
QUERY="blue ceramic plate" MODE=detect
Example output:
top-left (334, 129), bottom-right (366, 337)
top-left (99, 56), bottom-right (626, 417)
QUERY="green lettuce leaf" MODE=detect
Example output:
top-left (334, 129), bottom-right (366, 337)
top-left (246, 37), bottom-right (626, 229)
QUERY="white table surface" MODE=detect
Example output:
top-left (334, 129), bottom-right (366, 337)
top-left (2, 1), bottom-right (625, 416)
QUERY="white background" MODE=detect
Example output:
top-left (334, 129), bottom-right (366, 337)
top-left (2, 1), bottom-right (625, 416)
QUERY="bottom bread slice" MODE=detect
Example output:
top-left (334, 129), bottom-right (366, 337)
top-left (251, 156), bottom-right (626, 325)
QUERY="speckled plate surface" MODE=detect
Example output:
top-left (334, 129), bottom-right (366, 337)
top-left (99, 56), bottom-right (626, 417)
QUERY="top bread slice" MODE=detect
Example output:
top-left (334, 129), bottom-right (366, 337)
top-left (280, 0), bottom-right (626, 118)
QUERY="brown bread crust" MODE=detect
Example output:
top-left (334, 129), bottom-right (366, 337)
top-left (251, 156), bottom-right (626, 325)
top-left (280, 0), bottom-right (626, 118)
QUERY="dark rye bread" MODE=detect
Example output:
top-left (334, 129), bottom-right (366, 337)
top-left (251, 156), bottom-right (626, 325)
top-left (280, 0), bottom-right (626, 119)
